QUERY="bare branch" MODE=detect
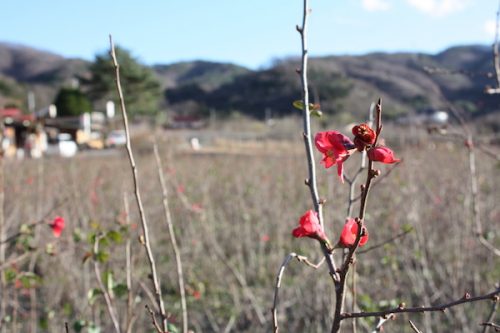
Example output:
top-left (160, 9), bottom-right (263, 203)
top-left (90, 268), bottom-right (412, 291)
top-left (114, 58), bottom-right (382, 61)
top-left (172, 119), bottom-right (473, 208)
top-left (297, 0), bottom-right (339, 285)
top-left (272, 252), bottom-right (325, 333)
top-left (357, 228), bottom-right (413, 255)
top-left (109, 35), bottom-right (167, 331)
top-left (153, 143), bottom-right (188, 333)
top-left (371, 314), bottom-right (395, 332)
top-left (145, 305), bottom-right (163, 333)
top-left (341, 288), bottom-right (500, 320)
top-left (409, 320), bottom-right (423, 333)
top-left (481, 322), bottom-right (500, 332)
top-left (93, 235), bottom-right (121, 333)
top-left (482, 297), bottom-right (499, 333)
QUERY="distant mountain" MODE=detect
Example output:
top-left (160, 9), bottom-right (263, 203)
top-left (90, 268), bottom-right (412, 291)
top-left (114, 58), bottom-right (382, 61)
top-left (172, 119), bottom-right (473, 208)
top-left (153, 61), bottom-right (250, 91)
top-left (0, 42), bottom-right (89, 108)
top-left (0, 42), bottom-right (498, 124)
top-left (163, 45), bottom-right (500, 121)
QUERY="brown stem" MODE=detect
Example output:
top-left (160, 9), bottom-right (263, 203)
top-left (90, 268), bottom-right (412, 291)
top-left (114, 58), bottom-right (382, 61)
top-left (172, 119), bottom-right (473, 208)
top-left (93, 235), bottom-right (121, 333)
top-left (109, 35), bottom-right (167, 331)
top-left (153, 143), bottom-right (188, 333)
top-left (341, 288), bottom-right (499, 319)
top-left (409, 320), bottom-right (423, 333)
top-left (272, 252), bottom-right (325, 332)
top-left (331, 100), bottom-right (383, 333)
top-left (297, 0), bottom-right (339, 284)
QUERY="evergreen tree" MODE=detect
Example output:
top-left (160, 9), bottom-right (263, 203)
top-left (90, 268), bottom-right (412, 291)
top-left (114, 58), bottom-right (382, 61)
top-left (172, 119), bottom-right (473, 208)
top-left (54, 87), bottom-right (92, 117)
top-left (86, 46), bottom-right (161, 117)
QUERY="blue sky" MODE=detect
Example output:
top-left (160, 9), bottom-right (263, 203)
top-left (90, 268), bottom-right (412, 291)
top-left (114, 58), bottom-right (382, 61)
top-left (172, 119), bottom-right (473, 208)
top-left (0, 0), bottom-right (498, 69)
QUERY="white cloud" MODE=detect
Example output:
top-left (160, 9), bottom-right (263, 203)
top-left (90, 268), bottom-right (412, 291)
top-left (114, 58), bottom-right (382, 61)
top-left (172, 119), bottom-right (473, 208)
top-left (406, 0), bottom-right (470, 17)
top-left (361, 0), bottom-right (391, 12)
top-left (484, 19), bottom-right (497, 38)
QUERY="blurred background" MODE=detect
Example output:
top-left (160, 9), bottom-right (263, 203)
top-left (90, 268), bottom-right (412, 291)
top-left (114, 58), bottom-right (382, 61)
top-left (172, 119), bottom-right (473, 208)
top-left (0, 1), bottom-right (498, 333)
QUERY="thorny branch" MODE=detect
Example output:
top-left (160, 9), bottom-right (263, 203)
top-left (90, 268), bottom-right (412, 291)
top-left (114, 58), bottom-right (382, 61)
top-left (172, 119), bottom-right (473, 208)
top-left (109, 35), bottom-right (168, 332)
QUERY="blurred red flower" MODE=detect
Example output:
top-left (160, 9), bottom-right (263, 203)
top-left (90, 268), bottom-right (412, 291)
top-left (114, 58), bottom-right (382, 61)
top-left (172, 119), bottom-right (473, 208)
top-left (368, 146), bottom-right (400, 164)
top-left (352, 123), bottom-right (376, 151)
top-left (315, 131), bottom-right (354, 182)
top-left (292, 210), bottom-right (327, 241)
top-left (176, 185), bottom-right (185, 194)
top-left (50, 216), bottom-right (65, 238)
top-left (339, 218), bottom-right (368, 247)
top-left (192, 290), bottom-right (202, 300)
top-left (261, 234), bottom-right (270, 242)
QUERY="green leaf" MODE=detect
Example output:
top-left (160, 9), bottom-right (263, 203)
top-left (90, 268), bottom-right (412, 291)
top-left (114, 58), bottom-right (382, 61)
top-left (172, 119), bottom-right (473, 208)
top-left (402, 224), bottom-right (414, 233)
top-left (112, 284), bottom-right (129, 299)
top-left (87, 288), bottom-right (103, 305)
top-left (73, 228), bottom-right (84, 243)
top-left (73, 320), bottom-right (86, 332)
top-left (104, 271), bottom-right (114, 294)
top-left (292, 100), bottom-right (321, 114)
top-left (292, 100), bottom-right (304, 110)
top-left (167, 323), bottom-right (179, 333)
top-left (95, 251), bottom-right (109, 263)
top-left (106, 230), bottom-right (122, 244)
top-left (87, 324), bottom-right (101, 333)
top-left (19, 272), bottom-right (41, 288)
top-left (4, 268), bottom-right (17, 283)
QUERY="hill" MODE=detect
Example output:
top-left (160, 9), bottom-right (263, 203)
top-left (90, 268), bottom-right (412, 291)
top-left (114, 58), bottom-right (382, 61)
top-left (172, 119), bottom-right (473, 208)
top-left (0, 42), bottom-right (498, 123)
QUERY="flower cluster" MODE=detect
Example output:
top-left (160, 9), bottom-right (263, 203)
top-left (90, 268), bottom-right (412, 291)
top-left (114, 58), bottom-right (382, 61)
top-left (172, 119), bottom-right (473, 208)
top-left (292, 211), bottom-right (368, 248)
top-left (314, 123), bottom-right (400, 182)
top-left (293, 123), bottom-right (400, 249)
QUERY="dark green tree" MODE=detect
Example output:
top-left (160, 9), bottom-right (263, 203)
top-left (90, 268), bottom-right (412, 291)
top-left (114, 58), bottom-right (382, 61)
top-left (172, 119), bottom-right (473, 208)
top-left (86, 46), bottom-right (161, 117)
top-left (53, 88), bottom-right (92, 117)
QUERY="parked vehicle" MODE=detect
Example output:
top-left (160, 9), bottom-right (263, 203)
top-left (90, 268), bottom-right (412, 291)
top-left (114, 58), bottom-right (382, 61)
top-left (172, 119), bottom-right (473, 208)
top-left (105, 130), bottom-right (126, 148)
top-left (46, 133), bottom-right (78, 157)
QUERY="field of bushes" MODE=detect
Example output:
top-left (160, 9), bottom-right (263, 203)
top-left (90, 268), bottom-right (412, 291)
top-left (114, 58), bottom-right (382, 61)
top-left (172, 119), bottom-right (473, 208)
top-left (0, 120), bottom-right (498, 333)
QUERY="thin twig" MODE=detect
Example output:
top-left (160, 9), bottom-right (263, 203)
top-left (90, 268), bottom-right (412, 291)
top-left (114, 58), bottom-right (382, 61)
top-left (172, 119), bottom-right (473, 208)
top-left (153, 143), bottom-right (188, 333)
top-left (93, 234), bottom-right (121, 333)
top-left (296, 0), bottom-right (339, 285)
top-left (0, 197), bottom-right (69, 244)
top-left (65, 322), bottom-right (69, 333)
top-left (123, 193), bottom-right (136, 333)
top-left (493, 0), bottom-right (500, 89)
top-left (357, 228), bottom-right (413, 255)
top-left (371, 314), bottom-right (395, 332)
top-left (341, 288), bottom-right (500, 319)
top-left (482, 297), bottom-right (499, 333)
top-left (109, 35), bottom-right (167, 332)
top-left (409, 320), bottom-right (423, 333)
top-left (331, 99), bottom-right (383, 333)
top-left (466, 135), bottom-right (500, 257)
top-left (272, 252), bottom-right (325, 333)
top-left (481, 322), bottom-right (500, 332)
top-left (145, 305), bottom-right (163, 333)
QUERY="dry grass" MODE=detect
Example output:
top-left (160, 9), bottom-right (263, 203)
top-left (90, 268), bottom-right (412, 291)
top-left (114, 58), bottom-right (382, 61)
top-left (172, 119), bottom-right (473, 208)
top-left (0, 126), bottom-right (498, 332)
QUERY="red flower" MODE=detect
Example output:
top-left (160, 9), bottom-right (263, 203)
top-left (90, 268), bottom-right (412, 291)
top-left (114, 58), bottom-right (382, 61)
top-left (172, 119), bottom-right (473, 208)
top-left (292, 210), bottom-right (327, 241)
top-left (352, 123), bottom-right (376, 151)
top-left (315, 131), bottom-right (354, 182)
top-left (339, 218), bottom-right (368, 248)
top-left (50, 216), bottom-right (65, 238)
top-left (368, 146), bottom-right (400, 164)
